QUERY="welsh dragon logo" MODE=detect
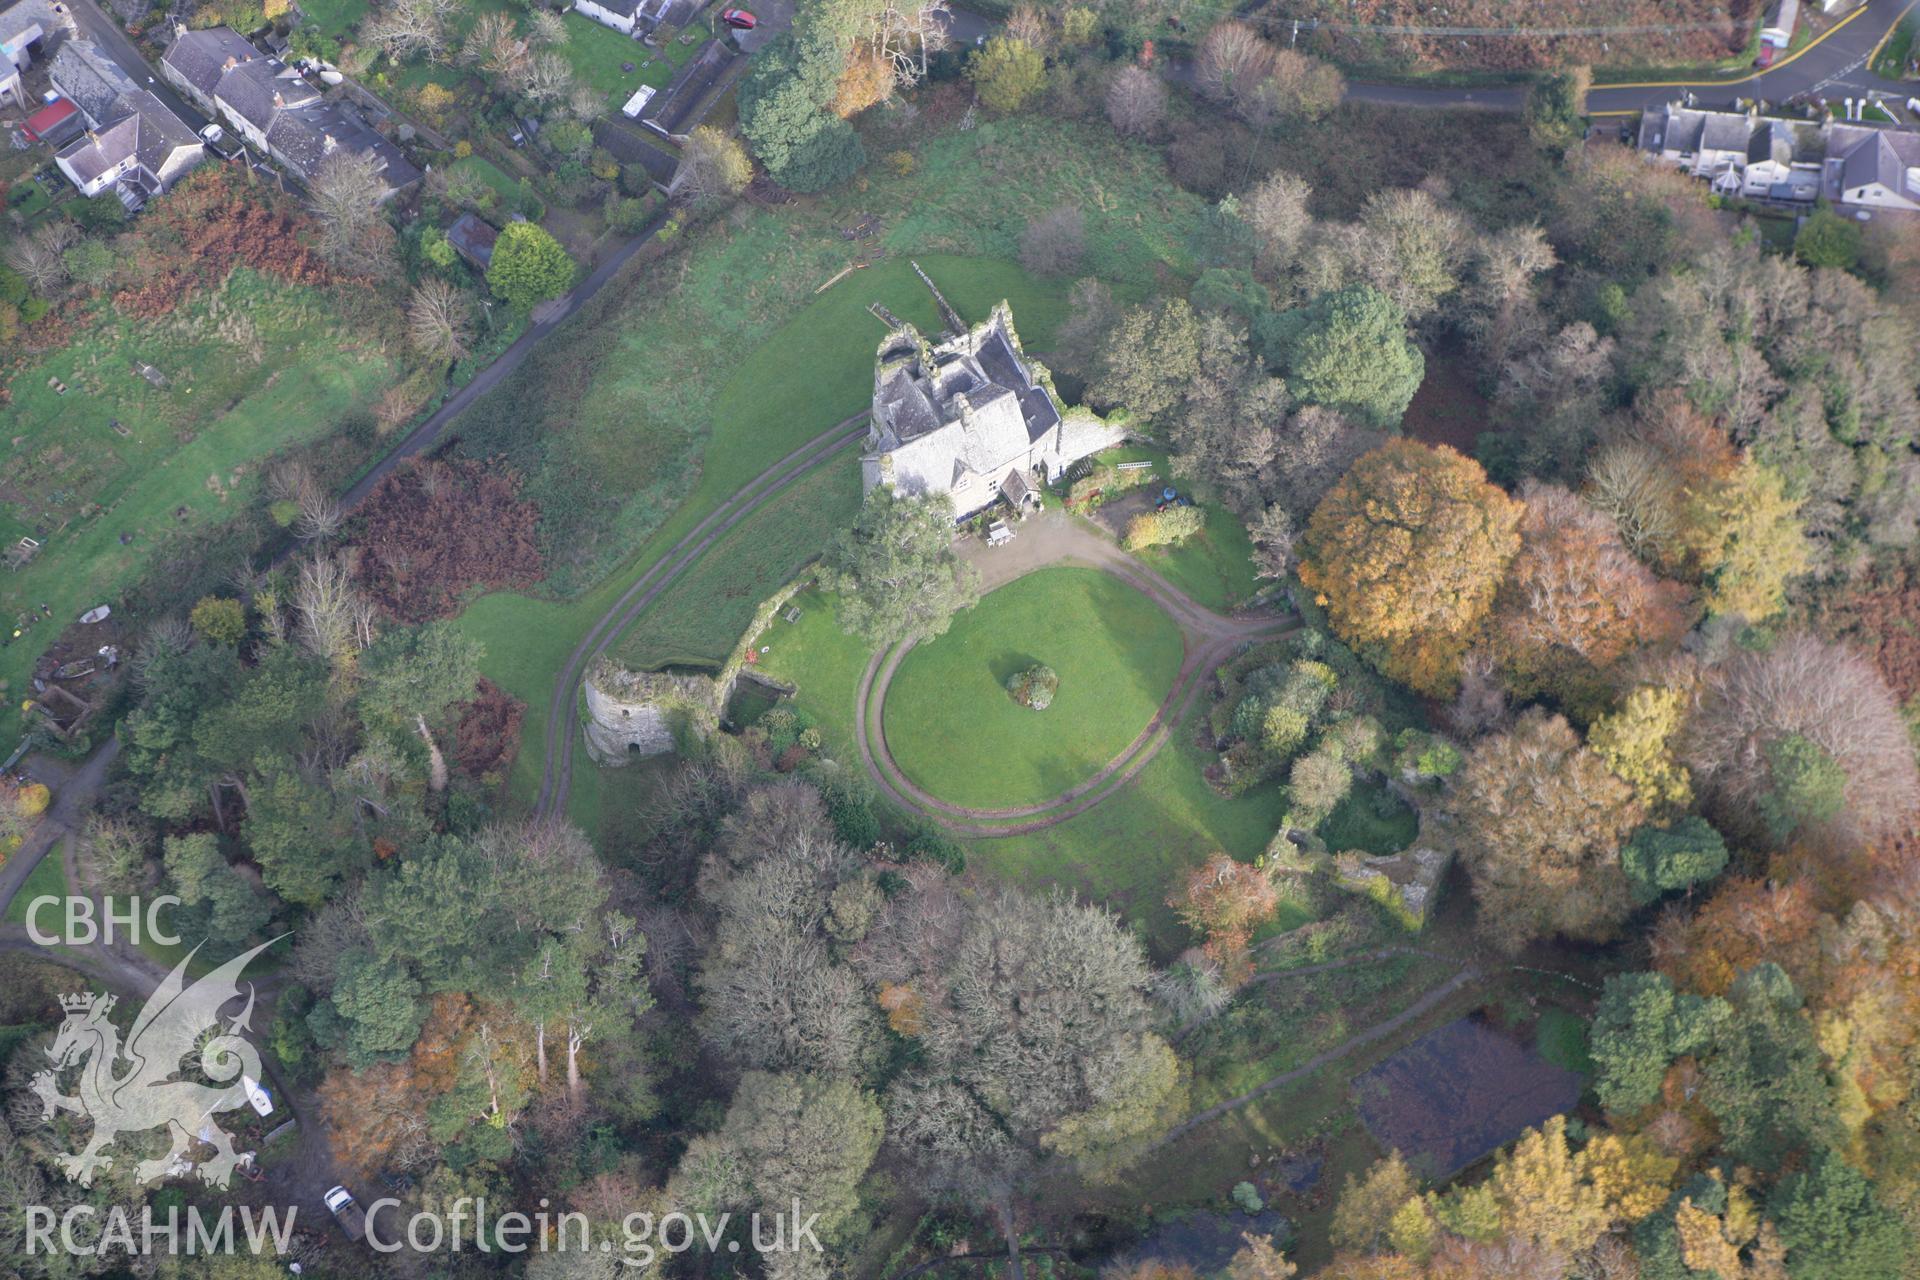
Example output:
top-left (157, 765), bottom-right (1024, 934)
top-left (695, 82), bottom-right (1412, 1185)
top-left (31, 939), bottom-right (281, 1189)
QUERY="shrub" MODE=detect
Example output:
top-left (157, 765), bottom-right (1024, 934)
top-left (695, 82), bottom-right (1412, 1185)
top-left (1006, 663), bottom-right (1059, 710)
top-left (189, 596), bottom-right (247, 646)
top-left (903, 821), bottom-right (965, 873)
top-left (16, 782), bottom-right (50, 817)
top-left (1794, 208), bottom-right (1862, 270)
top-left (1125, 504), bottom-right (1204, 550)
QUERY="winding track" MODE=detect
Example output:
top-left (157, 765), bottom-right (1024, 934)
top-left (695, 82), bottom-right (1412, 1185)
top-left (532, 417), bottom-right (868, 818)
top-left (854, 527), bottom-right (1297, 838)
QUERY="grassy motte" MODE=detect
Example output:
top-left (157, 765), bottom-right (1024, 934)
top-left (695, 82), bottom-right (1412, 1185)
top-left (883, 568), bottom-right (1184, 810)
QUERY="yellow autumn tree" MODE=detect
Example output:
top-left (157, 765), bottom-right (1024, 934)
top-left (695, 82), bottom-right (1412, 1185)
top-left (1575, 1131), bottom-right (1679, 1224)
top-left (1590, 684), bottom-right (1694, 811)
top-left (1488, 1116), bottom-right (1611, 1254)
top-left (1331, 1151), bottom-right (1422, 1253)
top-left (1299, 440), bottom-right (1523, 696)
top-left (1680, 455), bottom-right (1811, 621)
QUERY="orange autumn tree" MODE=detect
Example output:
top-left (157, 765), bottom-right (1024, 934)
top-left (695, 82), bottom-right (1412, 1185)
top-left (1170, 852), bottom-right (1281, 986)
top-left (1489, 481), bottom-right (1691, 715)
top-left (1299, 440), bottom-right (1523, 696)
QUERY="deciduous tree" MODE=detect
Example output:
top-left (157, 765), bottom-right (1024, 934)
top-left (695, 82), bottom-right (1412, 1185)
top-left (486, 221), bottom-right (575, 310)
top-left (1448, 708), bottom-right (1641, 951)
top-left (822, 488), bottom-right (979, 649)
top-left (967, 35), bottom-right (1046, 112)
top-left (1297, 440), bottom-right (1522, 695)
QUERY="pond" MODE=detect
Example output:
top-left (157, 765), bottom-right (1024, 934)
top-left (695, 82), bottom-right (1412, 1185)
top-left (1350, 1012), bottom-right (1586, 1179)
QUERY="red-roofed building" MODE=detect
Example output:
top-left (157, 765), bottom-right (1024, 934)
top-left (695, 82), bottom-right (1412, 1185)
top-left (24, 95), bottom-right (82, 145)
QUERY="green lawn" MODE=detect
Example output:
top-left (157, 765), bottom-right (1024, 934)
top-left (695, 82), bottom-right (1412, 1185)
top-left (1873, 16), bottom-right (1916, 79)
top-left (447, 155), bottom-right (541, 220)
top-left (297, 0), bottom-right (370, 37)
top-left (885, 568), bottom-right (1185, 810)
top-left (1130, 502), bottom-right (1259, 613)
top-left (964, 703), bottom-right (1298, 955)
top-left (755, 590), bottom-right (875, 767)
top-left (611, 461), bottom-right (862, 671)
top-left (558, 11), bottom-right (706, 109)
top-left (3, 844), bottom-right (71, 928)
top-left (0, 270), bottom-right (393, 697)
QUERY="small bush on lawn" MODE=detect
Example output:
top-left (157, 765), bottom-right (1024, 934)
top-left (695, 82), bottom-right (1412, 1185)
top-left (1006, 663), bottom-right (1059, 710)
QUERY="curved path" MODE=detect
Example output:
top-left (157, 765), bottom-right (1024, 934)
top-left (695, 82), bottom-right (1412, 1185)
top-left (854, 512), bottom-right (1296, 838)
top-left (534, 417), bottom-right (868, 818)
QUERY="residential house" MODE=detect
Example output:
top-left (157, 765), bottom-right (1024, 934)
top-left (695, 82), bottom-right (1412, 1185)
top-left (862, 297), bottom-right (1123, 520)
top-left (446, 212), bottom-right (498, 269)
top-left (573, 0), bottom-right (645, 35)
top-left (574, 0), bottom-right (702, 38)
top-left (0, 0), bottom-right (67, 112)
top-left (1638, 102), bottom-right (1907, 210)
top-left (1637, 101), bottom-right (1754, 193)
top-left (47, 37), bottom-right (132, 125)
top-left (54, 88), bottom-right (202, 206)
top-left (1825, 123), bottom-right (1920, 211)
top-left (161, 25), bottom-right (420, 196)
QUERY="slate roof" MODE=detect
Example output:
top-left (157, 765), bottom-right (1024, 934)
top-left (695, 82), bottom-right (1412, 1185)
top-left (586, 0), bottom-right (646, 17)
top-left (1837, 128), bottom-right (1920, 194)
top-left (160, 25), bottom-right (259, 98)
top-left (638, 38), bottom-right (733, 135)
top-left (1748, 119), bottom-right (1794, 167)
top-left (48, 39), bottom-right (135, 126)
top-left (1700, 112), bottom-right (1751, 152)
top-left (446, 212), bottom-right (498, 268)
top-left (870, 306), bottom-right (1067, 496)
top-left (57, 89), bottom-right (199, 190)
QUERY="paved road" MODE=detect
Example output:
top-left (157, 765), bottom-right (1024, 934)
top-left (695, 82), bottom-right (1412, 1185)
top-left (0, 738), bottom-right (119, 922)
top-left (1587, 0), bottom-right (1919, 115)
top-left (65, 0), bottom-right (211, 131)
top-left (944, 0), bottom-right (1916, 116)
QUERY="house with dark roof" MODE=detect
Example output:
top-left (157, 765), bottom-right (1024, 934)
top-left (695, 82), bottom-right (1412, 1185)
top-left (48, 38), bottom-right (134, 126)
top-left (1825, 124), bottom-right (1920, 212)
top-left (161, 25), bottom-right (420, 197)
top-left (1636, 101), bottom-right (1755, 192)
top-left (54, 88), bottom-right (203, 207)
top-left (636, 37), bottom-right (733, 139)
top-left (862, 293), bottom-right (1123, 520)
top-left (446, 212), bottom-right (498, 269)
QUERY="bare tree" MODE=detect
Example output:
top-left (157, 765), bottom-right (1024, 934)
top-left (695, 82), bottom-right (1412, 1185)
top-left (529, 8), bottom-right (568, 46)
top-left (307, 149), bottom-right (388, 271)
top-left (566, 82), bottom-right (607, 122)
top-left (1104, 63), bottom-right (1166, 138)
top-left (1251, 49), bottom-right (1343, 121)
top-left (1242, 169), bottom-right (1315, 276)
top-left (364, 0), bottom-right (448, 61)
top-left (1684, 631), bottom-right (1920, 853)
top-left (668, 125), bottom-right (752, 203)
top-left (296, 485), bottom-right (343, 543)
top-left (1584, 438), bottom-right (1681, 563)
top-left (406, 277), bottom-right (474, 362)
top-left (863, 0), bottom-right (949, 89)
top-left (295, 555), bottom-right (365, 665)
top-left (4, 224), bottom-right (74, 293)
top-left (1018, 204), bottom-right (1085, 276)
top-left (522, 50), bottom-right (575, 104)
top-left (1196, 22), bottom-right (1274, 108)
top-left (1247, 504), bottom-right (1295, 579)
top-left (1005, 4), bottom-right (1052, 52)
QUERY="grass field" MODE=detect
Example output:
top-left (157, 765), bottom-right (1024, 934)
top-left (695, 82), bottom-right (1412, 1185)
top-left (558, 12), bottom-right (706, 110)
top-left (885, 568), bottom-right (1186, 810)
top-left (0, 270), bottom-right (394, 697)
top-left (3, 844), bottom-right (70, 928)
top-left (454, 254), bottom-right (1082, 816)
top-left (754, 590), bottom-right (871, 764)
top-left (1129, 502), bottom-right (1260, 614)
top-left (297, 0), bottom-right (370, 37)
top-left (965, 699), bottom-right (1298, 954)
top-left (611, 461), bottom-right (862, 671)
